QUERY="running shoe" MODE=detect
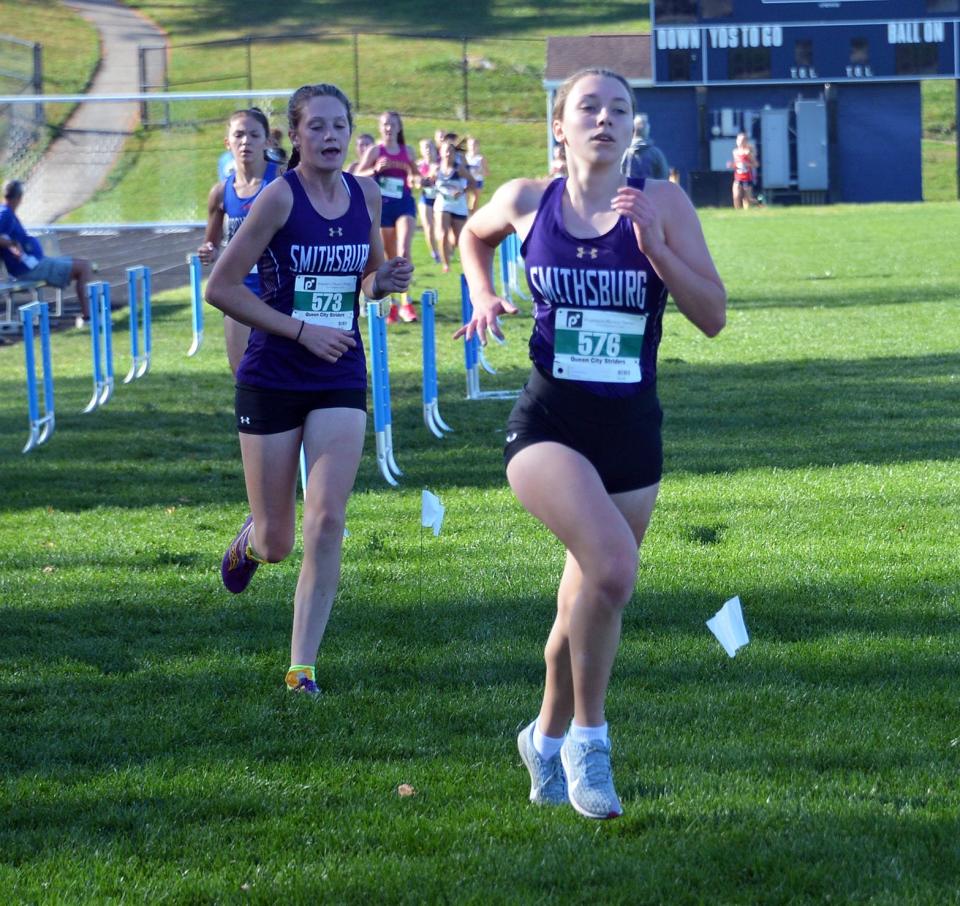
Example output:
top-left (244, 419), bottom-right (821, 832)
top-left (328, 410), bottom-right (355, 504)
top-left (220, 514), bottom-right (259, 594)
top-left (431, 251), bottom-right (441, 263)
top-left (285, 667), bottom-right (320, 696)
top-left (517, 720), bottom-right (568, 806)
top-left (560, 735), bottom-right (623, 819)
top-left (74, 315), bottom-right (87, 329)
top-left (398, 302), bottom-right (418, 323)
top-left (385, 303), bottom-right (400, 325)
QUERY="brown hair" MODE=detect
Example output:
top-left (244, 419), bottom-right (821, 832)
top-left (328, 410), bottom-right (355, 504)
top-left (551, 68), bottom-right (635, 123)
top-left (287, 84), bottom-right (354, 168)
top-left (288, 84), bottom-right (353, 133)
top-left (381, 110), bottom-right (406, 147)
top-left (228, 107), bottom-right (270, 135)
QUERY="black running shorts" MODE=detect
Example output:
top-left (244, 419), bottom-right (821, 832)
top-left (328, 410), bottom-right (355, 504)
top-left (503, 366), bottom-right (663, 494)
top-left (235, 383), bottom-right (366, 435)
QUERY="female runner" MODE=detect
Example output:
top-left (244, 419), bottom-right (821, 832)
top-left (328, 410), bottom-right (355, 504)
top-left (456, 68), bottom-right (726, 818)
top-left (205, 83), bottom-right (413, 695)
top-left (415, 138), bottom-right (440, 262)
top-left (730, 131), bottom-right (759, 209)
top-left (431, 138), bottom-right (473, 274)
top-left (356, 111), bottom-right (418, 323)
top-left (198, 108), bottom-right (280, 375)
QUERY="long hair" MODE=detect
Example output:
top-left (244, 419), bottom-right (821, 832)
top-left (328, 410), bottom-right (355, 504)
top-left (286, 83), bottom-right (354, 168)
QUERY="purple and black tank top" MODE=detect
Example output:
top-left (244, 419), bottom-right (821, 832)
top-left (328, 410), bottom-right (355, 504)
top-left (235, 169), bottom-right (371, 391)
top-left (520, 176), bottom-right (669, 398)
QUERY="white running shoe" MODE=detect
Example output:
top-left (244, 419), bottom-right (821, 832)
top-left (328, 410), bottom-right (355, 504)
top-left (560, 735), bottom-right (623, 819)
top-left (517, 720), bottom-right (568, 806)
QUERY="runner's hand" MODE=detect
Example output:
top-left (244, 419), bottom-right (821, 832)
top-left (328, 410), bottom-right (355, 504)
top-left (297, 324), bottom-right (357, 364)
top-left (611, 186), bottom-right (666, 258)
top-left (374, 257), bottom-right (414, 295)
top-left (198, 241), bottom-right (218, 265)
top-left (452, 288), bottom-right (518, 346)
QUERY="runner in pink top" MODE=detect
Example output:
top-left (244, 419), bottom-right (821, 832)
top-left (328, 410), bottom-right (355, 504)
top-left (356, 110), bottom-right (419, 323)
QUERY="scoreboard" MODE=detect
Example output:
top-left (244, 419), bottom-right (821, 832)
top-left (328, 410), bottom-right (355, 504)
top-left (651, 0), bottom-right (960, 85)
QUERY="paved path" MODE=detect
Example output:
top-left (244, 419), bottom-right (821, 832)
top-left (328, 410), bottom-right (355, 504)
top-left (11, 2), bottom-right (204, 321)
top-left (19, 0), bottom-right (166, 226)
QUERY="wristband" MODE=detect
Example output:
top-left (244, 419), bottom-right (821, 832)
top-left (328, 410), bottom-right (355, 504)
top-left (294, 320), bottom-right (305, 343)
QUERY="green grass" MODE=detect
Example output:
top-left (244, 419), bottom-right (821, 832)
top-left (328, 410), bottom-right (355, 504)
top-left (2, 203), bottom-right (960, 902)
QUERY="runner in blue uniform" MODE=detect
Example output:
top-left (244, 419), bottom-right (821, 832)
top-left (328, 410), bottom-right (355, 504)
top-left (199, 108), bottom-right (279, 375)
top-left (205, 84), bottom-right (413, 696)
top-left (456, 68), bottom-right (726, 818)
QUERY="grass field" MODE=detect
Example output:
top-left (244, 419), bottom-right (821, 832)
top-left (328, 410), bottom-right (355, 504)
top-left (4, 0), bottom-right (956, 217)
top-left (1, 202), bottom-right (959, 902)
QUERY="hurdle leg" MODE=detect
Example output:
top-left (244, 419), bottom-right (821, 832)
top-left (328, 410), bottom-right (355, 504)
top-left (124, 267), bottom-right (140, 384)
top-left (82, 284), bottom-right (103, 413)
top-left (99, 283), bottom-right (114, 406)
top-left (187, 255), bottom-right (204, 357)
top-left (367, 301), bottom-right (398, 487)
top-left (421, 290), bottom-right (453, 436)
top-left (421, 293), bottom-right (444, 439)
top-left (20, 302), bottom-right (54, 452)
top-left (140, 266), bottom-right (152, 377)
top-left (377, 306), bottom-right (402, 478)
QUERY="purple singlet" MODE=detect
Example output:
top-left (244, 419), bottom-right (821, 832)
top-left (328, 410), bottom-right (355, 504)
top-left (236, 170), bottom-right (371, 391)
top-left (520, 177), bottom-right (668, 398)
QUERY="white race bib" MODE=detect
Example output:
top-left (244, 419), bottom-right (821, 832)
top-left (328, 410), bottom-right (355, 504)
top-left (293, 274), bottom-right (356, 331)
top-left (552, 308), bottom-right (646, 383)
top-left (378, 175), bottom-right (404, 199)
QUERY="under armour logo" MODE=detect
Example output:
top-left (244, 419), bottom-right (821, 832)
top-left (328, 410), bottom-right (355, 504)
top-left (329, 227), bottom-right (343, 237)
top-left (240, 416), bottom-right (251, 425)
top-left (576, 246), bottom-right (599, 259)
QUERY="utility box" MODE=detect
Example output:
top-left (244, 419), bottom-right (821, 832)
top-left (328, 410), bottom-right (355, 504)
top-left (795, 99), bottom-right (828, 191)
top-left (760, 108), bottom-right (790, 188)
top-left (710, 138), bottom-right (737, 172)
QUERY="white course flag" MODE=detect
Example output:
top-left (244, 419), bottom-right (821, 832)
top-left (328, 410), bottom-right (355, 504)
top-left (706, 596), bottom-right (750, 658)
top-left (421, 489), bottom-right (445, 536)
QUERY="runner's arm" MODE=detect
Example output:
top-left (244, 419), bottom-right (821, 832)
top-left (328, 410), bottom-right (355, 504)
top-left (198, 182), bottom-right (225, 264)
top-left (630, 181), bottom-right (726, 336)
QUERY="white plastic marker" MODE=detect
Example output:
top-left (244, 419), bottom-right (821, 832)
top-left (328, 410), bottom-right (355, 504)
top-left (421, 489), bottom-right (445, 536)
top-left (706, 596), bottom-right (750, 657)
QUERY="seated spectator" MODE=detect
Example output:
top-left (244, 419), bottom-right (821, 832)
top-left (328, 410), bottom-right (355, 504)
top-left (0, 179), bottom-right (94, 328)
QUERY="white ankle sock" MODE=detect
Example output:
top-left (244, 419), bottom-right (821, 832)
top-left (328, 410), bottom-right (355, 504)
top-left (533, 720), bottom-right (564, 760)
top-left (569, 721), bottom-right (609, 745)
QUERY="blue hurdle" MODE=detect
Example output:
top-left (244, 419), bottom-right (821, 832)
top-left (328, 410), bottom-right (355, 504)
top-left (460, 275), bottom-right (520, 401)
top-left (497, 232), bottom-right (529, 305)
top-left (366, 299), bottom-right (401, 487)
top-left (420, 289), bottom-right (453, 438)
top-left (124, 265), bottom-right (152, 383)
top-left (186, 254), bottom-right (204, 357)
top-left (20, 300), bottom-right (55, 453)
top-left (82, 282), bottom-right (114, 413)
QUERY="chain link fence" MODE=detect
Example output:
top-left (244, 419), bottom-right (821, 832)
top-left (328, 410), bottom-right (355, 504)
top-left (139, 31), bottom-right (546, 126)
top-left (0, 35), bottom-right (44, 178)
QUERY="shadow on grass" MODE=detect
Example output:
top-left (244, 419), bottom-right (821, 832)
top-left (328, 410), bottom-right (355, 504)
top-left (728, 281), bottom-right (960, 311)
top-left (168, 0), bottom-right (649, 39)
top-left (4, 346), bottom-right (958, 511)
top-left (2, 566), bottom-right (957, 770)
